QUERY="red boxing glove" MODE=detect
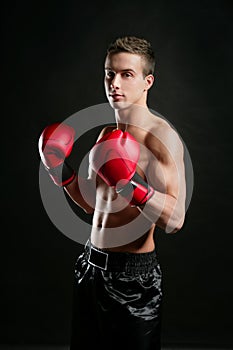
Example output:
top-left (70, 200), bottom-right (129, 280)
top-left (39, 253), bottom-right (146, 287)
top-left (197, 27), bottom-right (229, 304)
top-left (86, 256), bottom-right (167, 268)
top-left (38, 122), bottom-right (76, 186)
top-left (90, 129), bottom-right (139, 186)
top-left (90, 129), bottom-right (154, 206)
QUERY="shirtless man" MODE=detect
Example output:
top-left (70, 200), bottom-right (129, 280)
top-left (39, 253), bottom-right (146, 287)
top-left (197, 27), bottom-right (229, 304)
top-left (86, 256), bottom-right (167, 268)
top-left (39, 36), bottom-right (186, 350)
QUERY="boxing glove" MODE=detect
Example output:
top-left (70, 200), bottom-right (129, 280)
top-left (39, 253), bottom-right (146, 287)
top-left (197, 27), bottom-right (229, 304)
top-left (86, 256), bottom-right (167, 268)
top-left (90, 129), bottom-right (154, 206)
top-left (38, 122), bottom-right (76, 186)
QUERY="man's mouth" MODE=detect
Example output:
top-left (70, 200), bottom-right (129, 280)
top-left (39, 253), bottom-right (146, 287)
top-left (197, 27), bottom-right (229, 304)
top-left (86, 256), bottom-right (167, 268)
top-left (109, 93), bottom-right (124, 100)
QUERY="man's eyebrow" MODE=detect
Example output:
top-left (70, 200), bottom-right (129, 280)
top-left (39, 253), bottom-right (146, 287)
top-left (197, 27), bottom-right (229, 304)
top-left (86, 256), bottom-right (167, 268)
top-left (104, 67), bottom-right (136, 73)
top-left (121, 69), bottom-right (136, 73)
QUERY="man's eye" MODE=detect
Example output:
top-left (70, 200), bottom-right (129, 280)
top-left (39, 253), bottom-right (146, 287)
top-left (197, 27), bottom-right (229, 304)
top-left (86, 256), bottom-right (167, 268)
top-left (124, 72), bottom-right (133, 77)
top-left (107, 71), bottom-right (114, 78)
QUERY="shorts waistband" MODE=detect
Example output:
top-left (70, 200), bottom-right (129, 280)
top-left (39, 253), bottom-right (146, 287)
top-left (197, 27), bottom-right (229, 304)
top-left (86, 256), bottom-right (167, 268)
top-left (83, 240), bottom-right (158, 272)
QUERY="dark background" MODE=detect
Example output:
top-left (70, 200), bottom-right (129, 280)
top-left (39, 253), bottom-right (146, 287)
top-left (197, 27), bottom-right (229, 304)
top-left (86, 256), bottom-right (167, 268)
top-left (2, 0), bottom-right (233, 348)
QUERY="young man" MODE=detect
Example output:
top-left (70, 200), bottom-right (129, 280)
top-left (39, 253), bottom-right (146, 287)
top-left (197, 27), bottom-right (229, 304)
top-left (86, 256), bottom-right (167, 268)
top-left (39, 36), bottom-right (186, 350)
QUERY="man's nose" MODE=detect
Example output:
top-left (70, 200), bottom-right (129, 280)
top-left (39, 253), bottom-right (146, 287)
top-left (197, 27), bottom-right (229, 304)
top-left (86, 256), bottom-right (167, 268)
top-left (110, 74), bottom-right (121, 89)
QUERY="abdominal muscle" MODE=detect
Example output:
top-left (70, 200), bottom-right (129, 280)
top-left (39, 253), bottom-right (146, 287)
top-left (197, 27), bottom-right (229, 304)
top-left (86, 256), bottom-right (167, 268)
top-left (90, 182), bottom-right (156, 253)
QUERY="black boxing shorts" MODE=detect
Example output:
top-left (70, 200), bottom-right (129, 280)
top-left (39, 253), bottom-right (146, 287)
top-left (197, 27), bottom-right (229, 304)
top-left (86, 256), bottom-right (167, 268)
top-left (70, 241), bottom-right (163, 350)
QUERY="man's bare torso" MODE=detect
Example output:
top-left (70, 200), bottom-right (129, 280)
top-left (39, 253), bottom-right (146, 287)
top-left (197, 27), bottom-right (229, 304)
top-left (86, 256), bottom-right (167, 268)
top-left (90, 111), bottom-right (170, 253)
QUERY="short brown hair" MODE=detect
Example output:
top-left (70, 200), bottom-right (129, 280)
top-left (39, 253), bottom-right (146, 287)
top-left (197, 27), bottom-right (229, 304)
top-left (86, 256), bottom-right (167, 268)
top-left (106, 36), bottom-right (155, 76)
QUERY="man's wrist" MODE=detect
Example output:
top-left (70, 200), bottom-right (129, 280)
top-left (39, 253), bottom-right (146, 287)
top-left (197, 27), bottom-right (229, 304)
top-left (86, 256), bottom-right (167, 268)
top-left (47, 161), bottom-right (76, 187)
top-left (116, 172), bottom-right (154, 207)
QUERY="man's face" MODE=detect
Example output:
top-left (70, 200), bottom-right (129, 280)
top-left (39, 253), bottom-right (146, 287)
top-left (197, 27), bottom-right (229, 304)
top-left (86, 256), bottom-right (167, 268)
top-left (104, 52), bottom-right (150, 110)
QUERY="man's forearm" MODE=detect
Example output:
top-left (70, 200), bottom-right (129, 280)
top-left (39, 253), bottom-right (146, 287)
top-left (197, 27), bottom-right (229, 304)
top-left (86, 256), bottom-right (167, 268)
top-left (137, 191), bottom-right (185, 234)
top-left (64, 176), bottom-right (96, 214)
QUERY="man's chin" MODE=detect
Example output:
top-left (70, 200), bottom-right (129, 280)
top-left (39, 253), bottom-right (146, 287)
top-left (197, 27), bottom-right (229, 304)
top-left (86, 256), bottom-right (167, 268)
top-left (109, 100), bottom-right (133, 110)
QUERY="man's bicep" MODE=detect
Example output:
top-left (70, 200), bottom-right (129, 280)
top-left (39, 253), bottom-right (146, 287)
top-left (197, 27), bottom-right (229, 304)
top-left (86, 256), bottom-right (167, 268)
top-left (163, 155), bottom-right (186, 201)
top-left (149, 128), bottom-right (186, 202)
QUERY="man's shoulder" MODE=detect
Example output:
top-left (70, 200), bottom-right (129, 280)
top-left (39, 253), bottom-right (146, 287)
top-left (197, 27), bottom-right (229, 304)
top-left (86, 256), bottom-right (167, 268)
top-left (147, 112), bottom-right (184, 155)
top-left (147, 113), bottom-right (175, 139)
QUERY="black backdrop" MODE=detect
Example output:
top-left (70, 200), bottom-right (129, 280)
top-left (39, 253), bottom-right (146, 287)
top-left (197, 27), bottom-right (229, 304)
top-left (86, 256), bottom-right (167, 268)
top-left (2, 0), bottom-right (233, 348)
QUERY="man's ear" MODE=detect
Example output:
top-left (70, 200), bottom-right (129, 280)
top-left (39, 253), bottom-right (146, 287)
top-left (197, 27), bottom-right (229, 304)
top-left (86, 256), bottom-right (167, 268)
top-left (144, 74), bottom-right (154, 91)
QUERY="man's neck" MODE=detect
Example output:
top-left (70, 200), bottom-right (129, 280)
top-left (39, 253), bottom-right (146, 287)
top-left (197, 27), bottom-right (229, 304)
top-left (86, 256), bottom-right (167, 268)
top-left (115, 103), bottom-right (150, 131)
